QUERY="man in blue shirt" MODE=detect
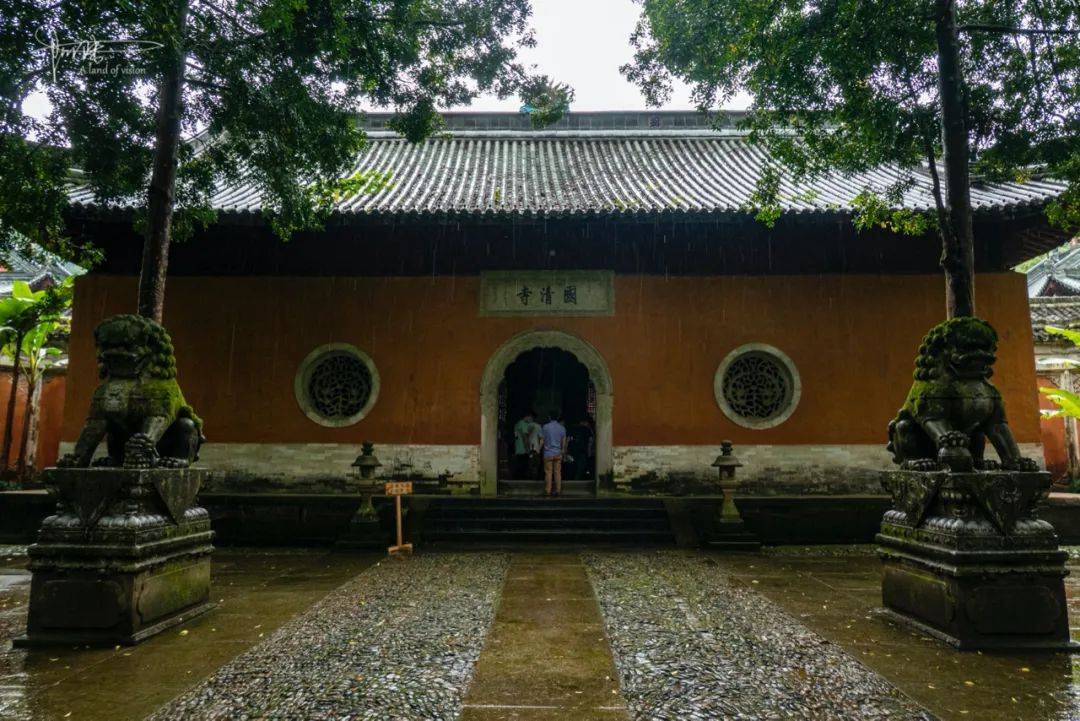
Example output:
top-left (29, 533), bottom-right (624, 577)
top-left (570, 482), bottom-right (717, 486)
top-left (541, 413), bottom-right (568, 497)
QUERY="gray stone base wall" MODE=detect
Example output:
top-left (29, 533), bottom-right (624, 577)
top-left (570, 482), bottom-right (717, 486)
top-left (59, 441), bottom-right (481, 494)
top-left (613, 443), bottom-right (1047, 495)
top-left (59, 441), bottom-right (1045, 496)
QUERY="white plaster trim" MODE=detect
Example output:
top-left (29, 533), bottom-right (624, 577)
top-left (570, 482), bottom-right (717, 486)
top-left (479, 329), bottom-right (613, 495)
top-left (714, 343), bottom-right (801, 430)
top-left (293, 343), bottom-right (380, 428)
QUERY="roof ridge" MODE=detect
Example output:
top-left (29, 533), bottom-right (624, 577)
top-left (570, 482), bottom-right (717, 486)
top-left (362, 129), bottom-right (755, 139)
top-left (1031, 296), bottom-right (1080, 304)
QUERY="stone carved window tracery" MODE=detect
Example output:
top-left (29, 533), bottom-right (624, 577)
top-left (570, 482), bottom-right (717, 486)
top-left (714, 344), bottom-right (801, 430)
top-left (294, 344), bottom-right (380, 427)
top-left (722, 353), bottom-right (790, 419)
top-left (308, 353), bottom-right (373, 420)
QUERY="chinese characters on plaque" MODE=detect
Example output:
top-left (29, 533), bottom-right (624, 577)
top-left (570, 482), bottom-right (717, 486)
top-left (480, 271), bottom-right (614, 316)
top-left (384, 481), bottom-right (413, 496)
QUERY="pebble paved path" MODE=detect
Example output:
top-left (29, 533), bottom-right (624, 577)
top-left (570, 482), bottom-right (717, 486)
top-left (150, 553), bottom-right (509, 721)
top-left (584, 551), bottom-right (933, 721)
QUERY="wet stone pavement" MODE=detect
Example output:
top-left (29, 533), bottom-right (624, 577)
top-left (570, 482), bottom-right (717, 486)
top-left (460, 552), bottom-right (627, 721)
top-left (585, 551), bottom-right (931, 720)
top-left (0, 547), bottom-right (381, 720)
top-left (722, 546), bottom-right (1080, 721)
top-left (153, 552), bottom-right (509, 721)
top-left (1, 545), bottom-right (1080, 719)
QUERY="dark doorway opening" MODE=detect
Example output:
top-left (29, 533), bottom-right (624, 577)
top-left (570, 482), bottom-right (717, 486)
top-left (497, 347), bottom-right (596, 488)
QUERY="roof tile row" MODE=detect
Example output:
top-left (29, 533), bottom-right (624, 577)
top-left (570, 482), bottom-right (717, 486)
top-left (69, 130), bottom-right (1066, 220)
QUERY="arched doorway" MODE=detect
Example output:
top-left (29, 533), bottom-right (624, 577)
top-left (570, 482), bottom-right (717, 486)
top-left (498, 347), bottom-right (596, 482)
top-left (480, 330), bottom-right (613, 496)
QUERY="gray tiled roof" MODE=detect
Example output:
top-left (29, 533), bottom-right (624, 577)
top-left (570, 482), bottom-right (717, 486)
top-left (0, 244), bottom-right (84, 297)
top-left (1031, 297), bottom-right (1080, 342)
top-left (1027, 243), bottom-right (1080, 297)
top-left (68, 112), bottom-right (1068, 220)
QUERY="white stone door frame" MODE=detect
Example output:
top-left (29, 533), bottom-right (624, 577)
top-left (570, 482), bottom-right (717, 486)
top-left (479, 329), bottom-right (613, 495)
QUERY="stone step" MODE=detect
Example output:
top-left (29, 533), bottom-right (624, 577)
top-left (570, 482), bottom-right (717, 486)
top-left (497, 479), bottom-right (594, 497)
top-left (422, 497), bottom-right (675, 545)
top-left (425, 527), bottom-right (675, 545)
top-left (425, 505), bottom-right (660, 515)
top-left (429, 517), bottom-right (672, 530)
top-left (499, 479), bottom-right (593, 486)
top-left (434, 498), bottom-right (663, 510)
top-left (497, 490), bottom-right (594, 499)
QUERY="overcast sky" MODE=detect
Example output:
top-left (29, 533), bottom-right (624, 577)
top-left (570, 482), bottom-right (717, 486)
top-left (471, 0), bottom-right (701, 111)
top-left (23, 0), bottom-right (747, 119)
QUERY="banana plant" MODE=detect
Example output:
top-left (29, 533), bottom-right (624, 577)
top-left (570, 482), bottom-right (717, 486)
top-left (1040, 326), bottom-right (1080, 419)
top-left (13, 319), bottom-right (67, 478)
top-left (0, 278), bottom-right (73, 477)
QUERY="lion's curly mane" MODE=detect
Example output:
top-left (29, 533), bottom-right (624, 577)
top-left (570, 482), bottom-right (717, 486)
top-left (94, 314), bottom-right (179, 380)
top-left (912, 317), bottom-right (998, 382)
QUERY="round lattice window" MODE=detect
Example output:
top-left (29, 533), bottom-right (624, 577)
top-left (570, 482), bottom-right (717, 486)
top-left (714, 344), bottom-right (800, 429)
top-left (294, 344), bottom-right (380, 427)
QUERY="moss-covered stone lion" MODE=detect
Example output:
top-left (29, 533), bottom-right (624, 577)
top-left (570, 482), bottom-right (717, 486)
top-left (58, 314), bottom-right (204, 469)
top-left (887, 317), bottom-right (1036, 473)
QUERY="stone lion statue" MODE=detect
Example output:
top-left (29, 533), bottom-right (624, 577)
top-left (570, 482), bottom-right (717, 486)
top-left (886, 316), bottom-right (1037, 473)
top-left (58, 314), bottom-right (204, 469)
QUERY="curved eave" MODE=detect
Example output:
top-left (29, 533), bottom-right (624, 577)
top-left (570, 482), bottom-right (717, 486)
top-left (64, 195), bottom-right (1057, 227)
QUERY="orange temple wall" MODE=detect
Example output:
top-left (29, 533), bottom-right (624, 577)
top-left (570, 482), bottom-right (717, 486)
top-left (61, 272), bottom-right (1041, 449)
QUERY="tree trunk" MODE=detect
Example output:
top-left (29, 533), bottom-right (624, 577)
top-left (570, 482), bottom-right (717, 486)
top-left (0, 336), bottom-right (23, 473)
top-left (24, 374), bottom-right (42, 477)
top-left (935, 0), bottom-right (976, 318)
top-left (137, 1), bottom-right (190, 322)
top-left (16, 374), bottom-right (37, 480)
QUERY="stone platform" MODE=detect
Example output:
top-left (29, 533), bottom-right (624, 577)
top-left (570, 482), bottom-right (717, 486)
top-left (15, 467), bottom-right (214, 647)
top-left (878, 470), bottom-right (1075, 651)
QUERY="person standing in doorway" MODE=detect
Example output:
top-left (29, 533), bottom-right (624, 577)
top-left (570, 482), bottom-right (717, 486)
top-left (513, 412), bottom-right (541, 480)
top-left (541, 412), bottom-right (567, 497)
top-left (569, 417), bottom-right (595, 480)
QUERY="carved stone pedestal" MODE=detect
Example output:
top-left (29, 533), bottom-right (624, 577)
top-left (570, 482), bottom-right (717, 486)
top-left (705, 494), bottom-right (760, 551)
top-left (15, 467), bottom-right (214, 647)
top-left (878, 470), bottom-right (1075, 651)
top-left (335, 495), bottom-right (386, 549)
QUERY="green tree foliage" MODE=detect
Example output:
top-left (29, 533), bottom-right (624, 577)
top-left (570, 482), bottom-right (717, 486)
top-left (519, 75), bottom-right (575, 128)
top-left (624, 0), bottom-right (1078, 313)
top-left (1, 1), bottom-right (566, 318)
top-left (625, 0), bottom-right (1077, 223)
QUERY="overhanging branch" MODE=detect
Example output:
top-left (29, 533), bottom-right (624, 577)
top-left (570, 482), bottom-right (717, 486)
top-left (959, 24), bottom-right (1080, 36)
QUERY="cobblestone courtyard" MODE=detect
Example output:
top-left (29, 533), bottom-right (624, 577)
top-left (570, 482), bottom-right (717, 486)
top-left (1, 546), bottom-right (1078, 720)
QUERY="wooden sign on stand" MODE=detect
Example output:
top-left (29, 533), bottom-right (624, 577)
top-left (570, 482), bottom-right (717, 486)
top-left (385, 481), bottom-right (413, 556)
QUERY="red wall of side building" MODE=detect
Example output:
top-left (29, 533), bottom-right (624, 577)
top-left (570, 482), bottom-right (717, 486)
top-left (0, 370), bottom-right (66, 472)
top-left (62, 272), bottom-right (1042, 448)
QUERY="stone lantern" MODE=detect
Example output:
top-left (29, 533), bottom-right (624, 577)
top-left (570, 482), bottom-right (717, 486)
top-left (352, 441), bottom-right (382, 480)
top-left (706, 441), bottom-right (760, 550)
top-left (338, 441), bottom-right (385, 548)
top-left (712, 441), bottom-right (742, 519)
